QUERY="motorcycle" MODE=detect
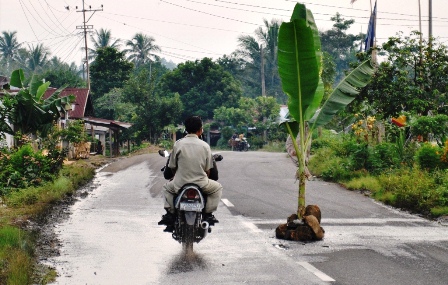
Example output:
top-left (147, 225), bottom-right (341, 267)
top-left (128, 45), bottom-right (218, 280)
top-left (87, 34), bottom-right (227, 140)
top-left (158, 149), bottom-right (222, 251)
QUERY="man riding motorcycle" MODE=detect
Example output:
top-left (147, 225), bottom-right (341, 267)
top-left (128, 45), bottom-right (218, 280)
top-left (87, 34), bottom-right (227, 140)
top-left (158, 116), bottom-right (222, 232)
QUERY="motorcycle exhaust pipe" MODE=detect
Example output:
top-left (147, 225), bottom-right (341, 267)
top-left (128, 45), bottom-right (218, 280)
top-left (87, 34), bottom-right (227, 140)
top-left (201, 221), bottom-right (209, 230)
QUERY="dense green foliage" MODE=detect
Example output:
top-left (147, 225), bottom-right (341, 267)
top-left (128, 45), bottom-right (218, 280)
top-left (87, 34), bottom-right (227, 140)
top-left (2, 69), bottom-right (75, 138)
top-left (0, 162), bottom-right (95, 284)
top-left (89, 47), bottom-right (133, 102)
top-left (358, 32), bottom-right (448, 119)
top-left (122, 69), bottom-right (183, 143)
top-left (309, 130), bottom-right (448, 217)
top-left (157, 58), bottom-right (242, 120)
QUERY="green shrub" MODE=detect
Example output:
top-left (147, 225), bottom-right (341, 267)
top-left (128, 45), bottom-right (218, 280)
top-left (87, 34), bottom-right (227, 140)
top-left (416, 143), bottom-right (442, 171)
top-left (378, 169), bottom-right (436, 213)
top-left (310, 147), bottom-right (352, 181)
top-left (430, 206), bottom-right (448, 217)
top-left (0, 226), bottom-right (33, 285)
top-left (158, 139), bottom-right (173, 150)
top-left (345, 176), bottom-right (382, 193)
top-left (0, 145), bottom-right (55, 190)
top-left (248, 135), bottom-right (264, 150)
top-left (367, 143), bottom-right (401, 174)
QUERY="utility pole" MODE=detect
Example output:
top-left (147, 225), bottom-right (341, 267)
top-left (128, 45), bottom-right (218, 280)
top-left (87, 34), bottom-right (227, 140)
top-left (429, 0), bottom-right (433, 45)
top-left (260, 44), bottom-right (267, 142)
top-left (76, 1), bottom-right (103, 90)
top-left (260, 44), bottom-right (266, 97)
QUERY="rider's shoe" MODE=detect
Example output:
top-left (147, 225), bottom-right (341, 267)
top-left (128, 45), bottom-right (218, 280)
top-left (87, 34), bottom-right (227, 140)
top-left (158, 211), bottom-right (174, 226)
top-left (203, 213), bottom-right (219, 225)
top-left (163, 225), bottom-right (174, 232)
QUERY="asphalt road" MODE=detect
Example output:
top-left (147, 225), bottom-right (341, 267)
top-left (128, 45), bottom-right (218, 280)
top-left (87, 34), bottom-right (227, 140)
top-left (46, 150), bottom-right (448, 285)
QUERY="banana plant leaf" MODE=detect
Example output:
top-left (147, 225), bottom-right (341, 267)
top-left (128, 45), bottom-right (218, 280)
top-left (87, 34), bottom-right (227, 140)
top-left (309, 60), bottom-right (375, 128)
top-left (278, 3), bottom-right (322, 125)
top-left (9, 69), bottom-right (24, 88)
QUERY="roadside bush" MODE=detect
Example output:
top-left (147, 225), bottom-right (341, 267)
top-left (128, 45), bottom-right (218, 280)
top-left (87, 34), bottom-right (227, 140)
top-left (248, 135), bottom-right (264, 150)
top-left (0, 226), bottom-right (33, 285)
top-left (416, 143), bottom-right (442, 171)
top-left (309, 148), bottom-right (352, 181)
top-left (377, 169), bottom-right (436, 214)
top-left (345, 175), bottom-right (382, 193)
top-left (366, 143), bottom-right (401, 174)
top-left (0, 145), bottom-right (54, 190)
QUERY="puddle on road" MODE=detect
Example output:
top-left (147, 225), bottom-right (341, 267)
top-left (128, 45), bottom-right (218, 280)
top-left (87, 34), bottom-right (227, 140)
top-left (166, 249), bottom-right (209, 274)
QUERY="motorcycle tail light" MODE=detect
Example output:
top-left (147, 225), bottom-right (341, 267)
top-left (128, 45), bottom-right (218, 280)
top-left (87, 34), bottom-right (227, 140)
top-left (185, 189), bottom-right (198, 199)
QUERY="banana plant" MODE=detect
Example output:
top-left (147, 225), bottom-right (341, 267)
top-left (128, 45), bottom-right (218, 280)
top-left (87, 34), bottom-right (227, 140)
top-left (6, 69), bottom-right (75, 139)
top-left (278, 3), bottom-right (375, 218)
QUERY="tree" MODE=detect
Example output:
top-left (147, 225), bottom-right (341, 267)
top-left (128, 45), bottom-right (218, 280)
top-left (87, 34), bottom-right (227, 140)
top-left (89, 47), bottom-right (133, 103)
top-left (2, 69), bottom-right (75, 141)
top-left (122, 69), bottom-right (183, 142)
top-left (235, 19), bottom-right (284, 101)
top-left (320, 13), bottom-right (361, 83)
top-left (358, 32), bottom-right (448, 118)
top-left (26, 44), bottom-right (50, 73)
top-left (124, 33), bottom-right (161, 68)
top-left (214, 96), bottom-right (279, 128)
top-left (0, 31), bottom-right (21, 74)
top-left (278, 3), bottom-right (374, 219)
top-left (34, 57), bottom-right (85, 88)
top-left (88, 28), bottom-right (121, 60)
top-left (157, 58), bottom-right (241, 121)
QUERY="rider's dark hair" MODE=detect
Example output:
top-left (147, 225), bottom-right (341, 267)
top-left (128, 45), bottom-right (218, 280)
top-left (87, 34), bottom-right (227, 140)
top-left (184, 116), bottom-right (202, 134)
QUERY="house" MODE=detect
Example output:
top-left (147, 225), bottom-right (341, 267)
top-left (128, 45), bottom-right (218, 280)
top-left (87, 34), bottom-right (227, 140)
top-left (1, 81), bottom-right (131, 157)
top-left (43, 88), bottom-right (132, 157)
top-left (0, 76), bottom-right (14, 148)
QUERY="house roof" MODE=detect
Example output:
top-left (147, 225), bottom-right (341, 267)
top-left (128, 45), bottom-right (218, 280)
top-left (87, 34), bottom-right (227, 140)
top-left (44, 88), bottom-right (93, 119)
top-left (83, 117), bottom-right (132, 131)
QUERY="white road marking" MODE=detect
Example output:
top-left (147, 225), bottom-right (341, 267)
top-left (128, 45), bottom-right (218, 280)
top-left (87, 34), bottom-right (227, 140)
top-left (298, 262), bottom-right (336, 282)
top-left (221, 198), bottom-right (234, 207)
top-left (241, 220), bottom-right (263, 233)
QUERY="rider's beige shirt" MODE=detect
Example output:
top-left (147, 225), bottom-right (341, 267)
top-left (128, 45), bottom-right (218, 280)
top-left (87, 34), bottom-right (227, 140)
top-left (168, 134), bottom-right (213, 189)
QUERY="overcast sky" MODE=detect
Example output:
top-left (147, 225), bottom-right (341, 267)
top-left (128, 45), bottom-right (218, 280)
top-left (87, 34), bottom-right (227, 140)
top-left (0, 0), bottom-right (447, 66)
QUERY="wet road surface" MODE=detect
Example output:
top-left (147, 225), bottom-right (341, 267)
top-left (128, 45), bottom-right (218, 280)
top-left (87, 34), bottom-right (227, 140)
top-left (46, 151), bottom-right (448, 285)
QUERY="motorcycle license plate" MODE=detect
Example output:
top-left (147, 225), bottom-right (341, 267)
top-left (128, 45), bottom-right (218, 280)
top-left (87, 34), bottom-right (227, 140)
top-left (180, 202), bottom-right (203, 211)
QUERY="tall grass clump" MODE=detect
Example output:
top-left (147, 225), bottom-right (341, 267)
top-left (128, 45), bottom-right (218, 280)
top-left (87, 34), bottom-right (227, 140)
top-left (344, 176), bottom-right (382, 193)
top-left (377, 168), bottom-right (438, 214)
top-left (0, 226), bottom-right (33, 285)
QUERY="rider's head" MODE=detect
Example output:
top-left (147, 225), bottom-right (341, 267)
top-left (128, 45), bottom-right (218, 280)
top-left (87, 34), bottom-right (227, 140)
top-left (185, 116), bottom-right (203, 134)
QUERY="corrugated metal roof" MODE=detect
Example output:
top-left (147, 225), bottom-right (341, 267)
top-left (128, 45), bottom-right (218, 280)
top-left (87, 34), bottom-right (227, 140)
top-left (44, 88), bottom-right (91, 119)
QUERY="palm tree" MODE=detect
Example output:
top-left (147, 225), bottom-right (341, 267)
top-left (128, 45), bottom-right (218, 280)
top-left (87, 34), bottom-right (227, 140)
top-left (88, 28), bottom-right (121, 60)
top-left (236, 19), bottom-right (282, 99)
top-left (0, 31), bottom-right (22, 73)
top-left (0, 31), bottom-right (21, 60)
top-left (255, 19), bottom-right (281, 91)
top-left (124, 33), bottom-right (161, 67)
top-left (27, 44), bottom-right (50, 72)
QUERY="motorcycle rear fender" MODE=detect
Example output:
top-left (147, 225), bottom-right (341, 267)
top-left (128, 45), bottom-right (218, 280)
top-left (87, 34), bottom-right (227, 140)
top-left (184, 211), bottom-right (197, 225)
top-left (174, 184), bottom-right (205, 209)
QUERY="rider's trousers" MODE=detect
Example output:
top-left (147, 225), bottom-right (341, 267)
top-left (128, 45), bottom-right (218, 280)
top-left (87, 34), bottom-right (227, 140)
top-left (163, 179), bottom-right (223, 214)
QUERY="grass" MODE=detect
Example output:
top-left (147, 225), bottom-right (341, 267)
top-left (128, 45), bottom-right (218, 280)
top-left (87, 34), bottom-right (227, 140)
top-left (0, 144), bottom-right (160, 284)
top-left (259, 141), bottom-right (286, 152)
top-left (0, 159), bottom-right (97, 284)
top-left (0, 227), bottom-right (33, 285)
top-left (344, 176), bottom-right (383, 193)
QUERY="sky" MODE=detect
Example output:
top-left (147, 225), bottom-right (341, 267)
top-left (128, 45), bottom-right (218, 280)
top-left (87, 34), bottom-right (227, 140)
top-left (0, 0), bottom-right (447, 67)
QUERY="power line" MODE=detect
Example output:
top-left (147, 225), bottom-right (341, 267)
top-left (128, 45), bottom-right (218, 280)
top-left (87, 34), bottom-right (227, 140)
top-left (98, 14), bottom-right (217, 54)
top-left (102, 12), bottom-right (249, 34)
top-left (159, 0), bottom-right (260, 26)
top-left (18, 0), bottom-right (39, 41)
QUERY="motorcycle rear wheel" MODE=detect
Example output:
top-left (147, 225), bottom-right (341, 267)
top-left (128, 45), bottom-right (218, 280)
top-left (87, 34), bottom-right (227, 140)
top-left (182, 224), bottom-right (195, 252)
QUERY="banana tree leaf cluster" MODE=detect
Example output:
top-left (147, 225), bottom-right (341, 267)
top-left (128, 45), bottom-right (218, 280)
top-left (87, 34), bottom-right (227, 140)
top-left (2, 69), bottom-right (75, 138)
top-left (278, 3), bottom-right (375, 218)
